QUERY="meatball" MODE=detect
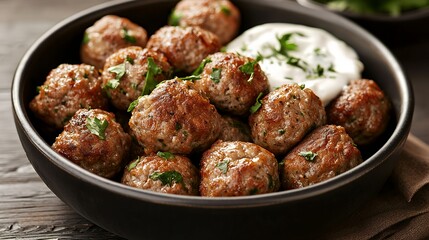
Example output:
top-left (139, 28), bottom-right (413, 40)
top-left (29, 64), bottom-right (108, 129)
top-left (200, 140), bottom-right (280, 197)
top-left (52, 109), bottom-right (131, 178)
top-left (249, 83), bottom-right (326, 156)
top-left (218, 115), bottom-right (252, 142)
top-left (193, 52), bottom-right (269, 116)
top-left (121, 153), bottom-right (199, 195)
top-left (102, 46), bottom-right (172, 111)
top-left (169, 0), bottom-right (240, 44)
top-left (327, 79), bottom-right (391, 145)
top-left (280, 125), bottom-right (362, 190)
top-left (129, 78), bottom-right (222, 155)
top-left (147, 26), bottom-right (221, 73)
top-left (81, 15), bottom-right (148, 69)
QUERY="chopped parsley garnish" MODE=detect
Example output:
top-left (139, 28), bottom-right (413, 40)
top-left (192, 58), bottom-right (212, 76)
top-left (239, 54), bottom-right (263, 82)
top-left (300, 84), bottom-right (306, 90)
top-left (127, 157), bottom-right (141, 171)
top-left (141, 57), bottom-right (162, 96)
top-left (82, 32), bottom-right (90, 44)
top-left (249, 92), bottom-right (264, 113)
top-left (86, 117), bottom-right (108, 140)
top-left (157, 151), bottom-right (174, 160)
top-left (168, 11), bottom-right (182, 26)
top-left (286, 56), bottom-right (307, 71)
top-left (328, 63), bottom-right (336, 72)
top-left (127, 97), bottom-right (141, 112)
top-left (126, 55), bottom-right (135, 65)
top-left (274, 32), bottom-right (305, 57)
top-left (216, 160), bottom-right (230, 174)
top-left (210, 68), bottom-right (222, 83)
top-left (108, 62), bottom-right (126, 80)
top-left (299, 151), bottom-right (318, 161)
top-left (181, 75), bottom-right (201, 81)
top-left (121, 27), bottom-right (136, 44)
top-left (106, 79), bottom-right (120, 89)
top-left (149, 171), bottom-right (183, 186)
top-left (221, 5), bottom-right (231, 15)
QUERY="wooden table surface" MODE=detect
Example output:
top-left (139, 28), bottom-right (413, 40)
top-left (1, 0), bottom-right (428, 239)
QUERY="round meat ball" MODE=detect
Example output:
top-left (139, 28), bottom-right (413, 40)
top-left (280, 125), bottom-right (362, 190)
top-left (102, 46), bottom-right (172, 111)
top-left (52, 109), bottom-right (131, 178)
top-left (147, 26), bottom-right (221, 73)
top-left (121, 153), bottom-right (199, 195)
top-left (249, 83), bottom-right (326, 156)
top-left (200, 140), bottom-right (280, 197)
top-left (81, 15), bottom-right (148, 70)
top-left (129, 78), bottom-right (222, 155)
top-left (193, 52), bottom-right (269, 116)
top-left (218, 115), bottom-right (252, 142)
top-left (29, 64), bottom-right (108, 129)
top-left (327, 79), bottom-right (391, 145)
top-left (169, 0), bottom-right (240, 44)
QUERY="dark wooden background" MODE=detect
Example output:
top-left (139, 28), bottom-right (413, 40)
top-left (1, 0), bottom-right (428, 239)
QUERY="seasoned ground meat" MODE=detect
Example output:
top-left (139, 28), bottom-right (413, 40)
top-left (29, 64), bottom-right (108, 129)
top-left (327, 79), bottom-right (391, 145)
top-left (102, 46), bottom-right (172, 111)
top-left (280, 125), bottom-right (362, 189)
top-left (52, 109), bottom-right (131, 178)
top-left (249, 83), bottom-right (326, 156)
top-left (121, 153), bottom-right (199, 195)
top-left (193, 52), bottom-right (269, 116)
top-left (80, 15), bottom-right (148, 70)
top-left (218, 115), bottom-right (252, 142)
top-left (169, 0), bottom-right (240, 44)
top-left (129, 78), bottom-right (222, 155)
top-left (146, 26), bottom-right (221, 73)
top-left (200, 140), bottom-right (280, 197)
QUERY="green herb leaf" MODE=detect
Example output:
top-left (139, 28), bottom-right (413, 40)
top-left (298, 151), bottom-right (318, 161)
top-left (286, 56), bottom-right (307, 71)
top-left (299, 84), bottom-right (306, 90)
top-left (149, 171), bottom-right (183, 186)
top-left (106, 79), bottom-right (120, 89)
top-left (142, 57), bottom-right (162, 96)
top-left (157, 151), bottom-right (174, 160)
top-left (127, 96), bottom-right (141, 112)
top-left (192, 58), bottom-right (212, 76)
top-left (221, 5), bottom-right (231, 15)
top-left (250, 92), bottom-right (264, 113)
top-left (181, 75), bottom-right (201, 81)
top-left (216, 160), bottom-right (230, 174)
top-left (121, 27), bottom-right (136, 44)
top-left (210, 68), bottom-right (222, 83)
top-left (239, 55), bottom-right (262, 82)
top-left (127, 157), bottom-right (141, 171)
top-left (108, 62), bottom-right (126, 80)
top-left (126, 55), bottom-right (134, 65)
top-left (168, 11), bottom-right (182, 26)
top-left (82, 32), bottom-right (90, 44)
top-left (86, 117), bottom-right (108, 140)
top-left (328, 63), bottom-right (336, 72)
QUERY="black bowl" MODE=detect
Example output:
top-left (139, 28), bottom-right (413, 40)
top-left (12, 0), bottom-right (413, 239)
top-left (297, 0), bottom-right (429, 47)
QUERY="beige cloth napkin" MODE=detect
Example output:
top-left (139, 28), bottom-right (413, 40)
top-left (323, 134), bottom-right (429, 239)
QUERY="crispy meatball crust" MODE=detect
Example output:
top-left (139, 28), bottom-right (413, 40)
top-left (102, 46), bottom-right (172, 111)
top-left (249, 84), bottom-right (326, 156)
top-left (122, 153), bottom-right (199, 195)
top-left (170, 0), bottom-right (240, 44)
top-left (280, 125), bottom-right (362, 190)
top-left (193, 52), bottom-right (269, 116)
top-left (129, 78), bottom-right (222, 155)
top-left (200, 140), bottom-right (280, 197)
top-left (29, 64), bottom-right (108, 129)
top-left (52, 109), bottom-right (131, 178)
top-left (218, 115), bottom-right (252, 142)
top-left (80, 15), bottom-right (148, 69)
top-left (146, 26), bottom-right (221, 73)
top-left (327, 79), bottom-right (391, 145)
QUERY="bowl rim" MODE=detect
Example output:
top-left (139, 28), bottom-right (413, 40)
top-left (297, 0), bottom-right (429, 22)
top-left (12, 0), bottom-right (414, 208)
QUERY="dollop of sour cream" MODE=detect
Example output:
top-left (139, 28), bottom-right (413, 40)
top-left (226, 23), bottom-right (364, 105)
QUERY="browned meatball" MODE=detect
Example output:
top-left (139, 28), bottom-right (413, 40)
top-left (146, 26), bottom-right (221, 73)
top-left (193, 52), bottom-right (269, 116)
top-left (102, 46), bottom-right (172, 111)
top-left (327, 79), bottom-right (391, 145)
top-left (280, 125), bottom-right (362, 190)
top-left (169, 0), bottom-right (240, 44)
top-left (81, 15), bottom-right (148, 69)
top-left (52, 109), bottom-right (131, 178)
top-left (218, 115), bottom-right (252, 142)
top-left (29, 64), bottom-right (108, 129)
top-left (200, 140), bottom-right (280, 197)
top-left (249, 84), bottom-right (326, 156)
top-left (129, 78), bottom-right (222, 155)
top-left (121, 152), bottom-right (199, 195)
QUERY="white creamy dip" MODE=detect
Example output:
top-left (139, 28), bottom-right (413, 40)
top-left (226, 23), bottom-right (364, 105)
